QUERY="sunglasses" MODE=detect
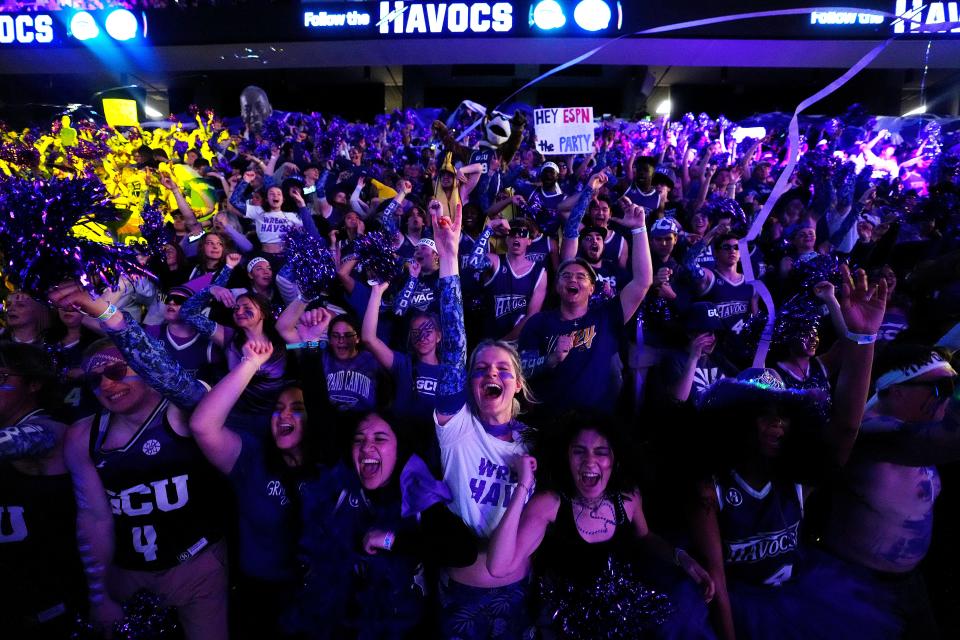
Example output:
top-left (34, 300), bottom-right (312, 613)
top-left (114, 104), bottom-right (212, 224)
top-left (718, 244), bottom-right (740, 252)
top-left (901, 377), bottom-right (957, 401)
top-left (165, 296), bottom-right (188, 305)
top-left (508, 228), bottom-right (530, 238)
top-left (86, 363), bottom-right (130, 386)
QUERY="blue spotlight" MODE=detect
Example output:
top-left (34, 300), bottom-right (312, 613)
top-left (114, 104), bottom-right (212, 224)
top-left (573, 0), bottom-right (611, 31)
top-left (531, 0), bottom-right (566, 30)
top-left (70, 11), bottom-right (100, 41)
top-left (104, 9), bottom-right (139, 41)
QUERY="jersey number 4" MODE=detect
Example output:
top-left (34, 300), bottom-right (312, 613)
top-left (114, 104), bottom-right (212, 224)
top-left (132, 525), bottom-right (158, 562)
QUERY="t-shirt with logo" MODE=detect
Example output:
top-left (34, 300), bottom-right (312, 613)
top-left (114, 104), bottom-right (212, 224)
top-left (713, 470), bottom-right (803, 587)
top-left (435, 404), bottom-right (528, 538)
top-left (228, 431), bottom-right (301, 582)
top-left (243, 203), bottom-right (303, 245)
top-left (391, 352), bottom-right (441, 427)
top-left (323, 350), bottom-right (382, 412)
top-left (518, 298), bottom-right (626, 414)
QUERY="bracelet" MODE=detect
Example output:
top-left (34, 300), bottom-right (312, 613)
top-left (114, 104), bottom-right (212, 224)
top-left (96, 304), bottom-right (118, 322)
top-left (631, 226), bottom-right (647, 235)
top-left (674, 547), bottom-right (686, 567)
top-left (382, 532), bottom-right (394, 551)
top-left (845, 331), bottom-right (878, 345)
top-left (287, 339), bottom-right (328, 350)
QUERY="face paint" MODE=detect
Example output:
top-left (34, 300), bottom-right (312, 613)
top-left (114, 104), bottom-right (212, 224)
top-left (498, 371), bottom-right (515, 380)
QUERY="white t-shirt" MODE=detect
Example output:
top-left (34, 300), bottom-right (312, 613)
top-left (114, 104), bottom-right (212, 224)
top-left (435, 404), bottom-right (529, 538)
top-left (244, 202), bottom-right (303, 244)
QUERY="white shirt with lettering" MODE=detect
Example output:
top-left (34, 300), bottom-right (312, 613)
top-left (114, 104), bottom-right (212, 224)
top-left (436, 404), bottom-right (528, 538)
top-left (244, 202), bottom-right (303, 244)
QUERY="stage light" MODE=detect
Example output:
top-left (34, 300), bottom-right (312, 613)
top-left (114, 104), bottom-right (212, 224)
top-left (531, 0), bottom-right (566, 30)
top-left (574, 0), bottom-right (611, 31)
top-left (70, 11), bottom-right (100, 41)
top-left (655, 100), bottom-right (672, 116)
top-left (902, 105), bottom-right (926, 116)
top-left (143, 104), bottom-right (163, 119)
top-left (105, 9), bottom-right (139, 41)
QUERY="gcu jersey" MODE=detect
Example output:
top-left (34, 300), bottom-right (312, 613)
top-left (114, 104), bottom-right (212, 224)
top-left (485, 259), bottom-right (545, 337)
top-left (714, 471), bottom-right (803, 586)
top-left (701, 272), bottom-right (754, 332)
top-left (90, 401), bottom-right (225, 570)
top-left (525, 233), bottom-right (552, 265)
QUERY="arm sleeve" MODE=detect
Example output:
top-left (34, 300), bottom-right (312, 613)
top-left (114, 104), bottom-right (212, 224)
top-left (0, 422), bottom-right (57, 460)
top-left (379, 199), bottom-right (402, 238)
top-left (468, 227), bottom-right (494, 270)
top-left (683, 239), bottom-right (708, 282)
top-left (105, 312), bottom-right (207, 411)
top-left (436, 274), bottom-right (467, 414)
top-left (393, 275), bottom-right (419, 317)
top-left (228, 182), bottom-right (249, 217)
top-left (564, 187), bottom-right (595, 239)
top-left (179, 266), bottom-right (234, 336)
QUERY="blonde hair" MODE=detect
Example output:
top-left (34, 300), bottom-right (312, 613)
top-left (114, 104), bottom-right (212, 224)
top-left (467, 340), bottom-right (537, 419)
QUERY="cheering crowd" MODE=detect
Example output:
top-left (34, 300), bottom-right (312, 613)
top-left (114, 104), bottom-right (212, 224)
top-left (2, 98), bottom-right (960, 640)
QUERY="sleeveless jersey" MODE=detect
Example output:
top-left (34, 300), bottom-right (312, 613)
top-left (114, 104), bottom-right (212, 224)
top-left (89, 401), bottom-right (226, 570)
top-left (527, 187), bottom-right (565, 236)
top-left (484, 258), bottom-right (545, 337)
top-left (623, 186), bottom-right (660, 212)
top-left (0, 412), bottom-right (83, 624)
top-left (714, 470), bottom-right (803, 586)
top-left (603, 229), bottom-right (626, 265)
top-left (525, 233), bottom-right (552, 265)
top-left (701, 272), bottom-right (754, 333)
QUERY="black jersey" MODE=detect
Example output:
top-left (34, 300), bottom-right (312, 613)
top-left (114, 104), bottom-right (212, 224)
top-left (89, 401), bottom-right (226, 570)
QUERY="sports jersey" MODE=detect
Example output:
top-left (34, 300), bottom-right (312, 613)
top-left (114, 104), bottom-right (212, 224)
top-left (714, 470), bottom-right (803, 587)
top-left (484, 258), bottom-right (545, 337)
top-left (526, 187), bottom-right (565, 236)
top-left (435, 404), bottom-right (528, 538)
top-left (603, 229), bottom-right (627, 265)
top-left (701, 271), bottom-right (755, 333)
top-left (623, 185), bottom-right (660, 212)
top-left (54, 338), bottom-right (101, 424)
top-left (772, 358), bottom-right (831, 394)
top-left (145, 324), bottom-right (221, 378)
top-left (518, 298), bottom-right (626, 414)
top-left (525, 233), bottom-right (553, 265)
top-left (89, 401), bottom-right (226, 571)
top-left (0, 411), bottom-right (83, 629)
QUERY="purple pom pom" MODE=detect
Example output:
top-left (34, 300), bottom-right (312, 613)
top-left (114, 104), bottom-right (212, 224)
top-left (792, 253), bottom-right (843, 292)
top-left (137, 200), bottom-right (171, 260)
top-left (773, 296), bottom-right (822, 347)
top-left (700, 196), bottom-right (748, 237)
top-left (352, 232), bottom-right (403, 284)
top-left (0, 138), bottom-right (40, 169)
top-left (283, 227), bottom-right (336, 300)
top-left (0, 175), bottom-right (153, 295)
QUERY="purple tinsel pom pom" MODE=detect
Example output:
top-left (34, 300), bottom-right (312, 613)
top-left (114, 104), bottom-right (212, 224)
top-left (137, 200), bottom-right (171, 260)
top-left (283, 227), bottom-right (336, 300)
top-left (792, 253), bottom-right (843, 292)
top-left (773, 296), bottom-right (822, 347)
top-left (700, 196), bottom-right (748, 237)
top-left (0, 175), bottom-right (152, 295)
top-left (353, 231), bottom-right (403, 284)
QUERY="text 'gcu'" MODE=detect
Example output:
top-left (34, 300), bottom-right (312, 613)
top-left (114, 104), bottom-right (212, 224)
top-left (108, 475), bottom-right (190, 516)
top-left (0, 506), bottom-right (27, 542)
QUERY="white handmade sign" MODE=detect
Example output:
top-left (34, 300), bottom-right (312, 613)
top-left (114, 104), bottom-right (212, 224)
top-left (533, 107), bottom-right (594, 155)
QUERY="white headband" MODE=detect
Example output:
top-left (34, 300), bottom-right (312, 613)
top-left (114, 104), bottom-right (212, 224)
top-left (865, 352), bottom-right (956, 413)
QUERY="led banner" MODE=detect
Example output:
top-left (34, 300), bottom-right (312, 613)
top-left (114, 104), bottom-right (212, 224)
top-left (0, 1), bottom-right (957, 48)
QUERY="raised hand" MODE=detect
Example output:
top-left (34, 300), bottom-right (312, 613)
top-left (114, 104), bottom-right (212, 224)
top-left (225, 253), bottom-right (242, 270)
top-left (839, 264), bottom-right (887, 335)
top-left (209, 286), bottom-right (236, 309)
top-left (587, 172), bottom-right (608, 191)
top-left (515, 454), bottom-right (537, 492)
top-left (615, 203), bottom-right (647, 230)
top-left (241, 339), bottom-right (274, 368)
top-left (298, 306), bottom-right (333, 342)
top-left (430, 199), bottom-right (462, 259)
top-left (488, 218), bottom-right (511, 236)
top-left (47, 281), bottom-right (108, 317)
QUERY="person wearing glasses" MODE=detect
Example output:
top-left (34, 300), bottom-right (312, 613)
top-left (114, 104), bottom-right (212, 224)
top-left (46, 282), bottom-right (229, 640)
top-left (823, 342), bottom-right (960, 637)
top-left (518, 172), bottom-right (652, 416)
top-left (144, 286), bottom-right (223, 379)
top-left (469, 217), bottom-right (547, 341)
top-left (0, 342), bottom-right (85, 639)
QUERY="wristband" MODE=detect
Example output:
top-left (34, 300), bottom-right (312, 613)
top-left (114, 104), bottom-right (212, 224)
top-left (382, 532), bottom-right (394, 551)
top-left (631, 227), bottom-right (647, 235)
top-left (287, 339), bottom-right (328, 350)
top-left (845, 331), bottom-right (878, 345)
top-left (96, 304), bottom-right (118, 322)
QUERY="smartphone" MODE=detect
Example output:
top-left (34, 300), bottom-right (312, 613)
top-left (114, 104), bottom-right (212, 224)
top-left (303, 185), bottom-right (317, 195)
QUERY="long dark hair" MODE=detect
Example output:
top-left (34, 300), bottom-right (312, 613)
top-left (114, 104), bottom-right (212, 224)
top-left (531, 411), bottom-right (637, 501)
top-left (231, 292), bottom-right (286, 354)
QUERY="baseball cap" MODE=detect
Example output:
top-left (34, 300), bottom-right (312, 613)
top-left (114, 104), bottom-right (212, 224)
top-left (650, 218), bottom-right (681, 237)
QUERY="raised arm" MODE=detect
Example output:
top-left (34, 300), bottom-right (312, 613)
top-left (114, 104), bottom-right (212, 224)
top-left (560, 173), bottom-right (604, 261)
top-left (160, 171), bottom-right (202, 236)
top-left (178, 258), bottom-right (237, 347)
top-left (824, 265), bottom-right (887, 467)
top-left (48, 283), bottom-right (208, 411)
top-left (362, 281), bottom-right (397, 370)
top-left (487, 456), bottom-right (555, 577)
top-left (431, 198), bottom-right (468, 426)
top-left (189, 340), bottom-right (274, 474)
top-left (614, 203), bottom-right (653, 322)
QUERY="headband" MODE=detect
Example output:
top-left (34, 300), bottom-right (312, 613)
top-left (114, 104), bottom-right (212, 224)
top-left (865, 351), bottom-right (956, 412)
top-left (417, 238), bottom-right (438, 253)
top-left (83, 346), bottom-right (126, 375)
top-left (247, 257), bottom-right (269, 273)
